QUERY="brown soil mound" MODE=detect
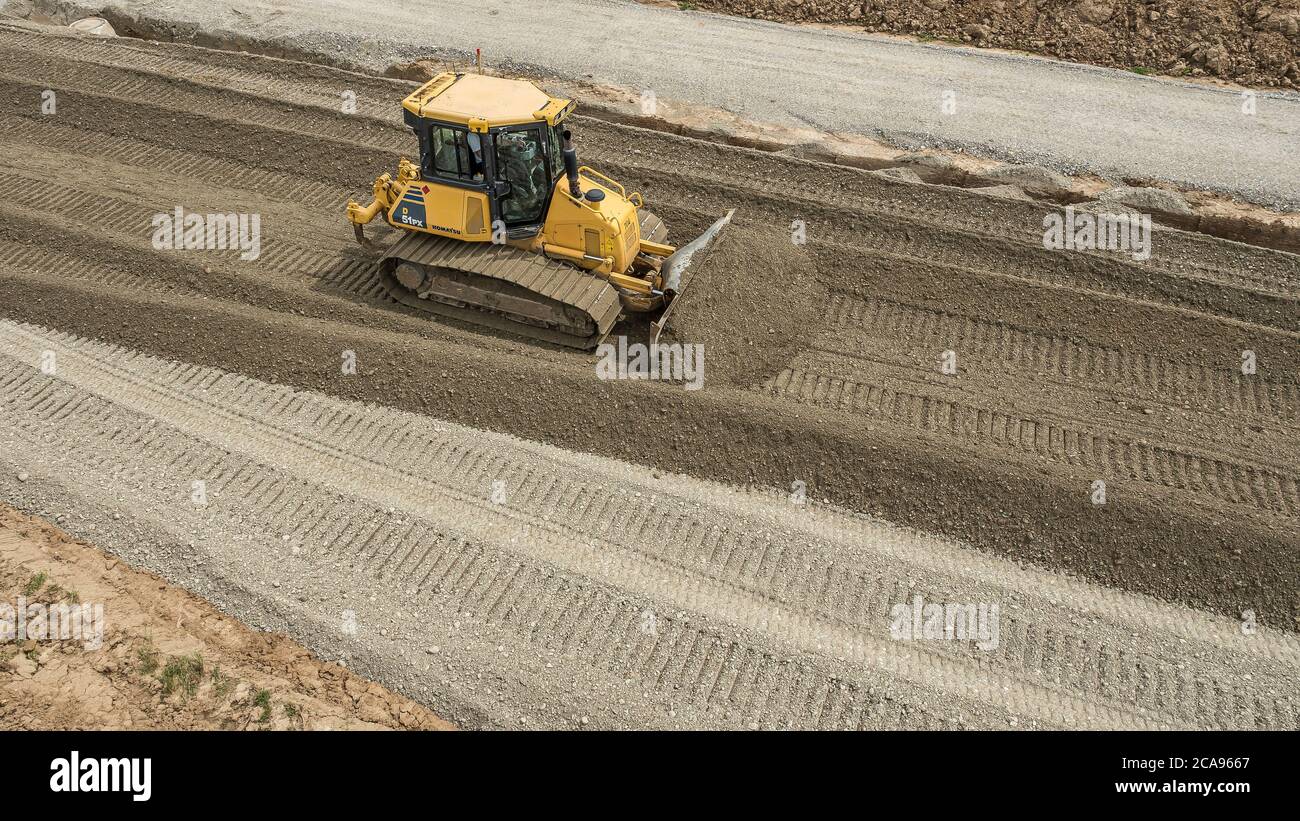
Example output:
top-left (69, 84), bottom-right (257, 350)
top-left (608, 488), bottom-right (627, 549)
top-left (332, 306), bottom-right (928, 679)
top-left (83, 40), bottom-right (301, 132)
top-left (0, 504), bottom-right (453, 730)
top-left (681, 0), bottom-right (1300, 87)
top-left (666, 220), bottom-right (824, 386)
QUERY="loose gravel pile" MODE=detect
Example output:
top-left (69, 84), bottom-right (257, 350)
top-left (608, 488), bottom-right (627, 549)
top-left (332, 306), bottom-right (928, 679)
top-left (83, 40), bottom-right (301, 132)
top-left (667, 221), bottom-right (824, 386)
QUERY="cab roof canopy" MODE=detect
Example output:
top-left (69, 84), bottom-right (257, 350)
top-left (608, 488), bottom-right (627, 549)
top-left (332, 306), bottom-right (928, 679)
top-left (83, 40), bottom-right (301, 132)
top-left (402, 73), bottom-right (575, 132)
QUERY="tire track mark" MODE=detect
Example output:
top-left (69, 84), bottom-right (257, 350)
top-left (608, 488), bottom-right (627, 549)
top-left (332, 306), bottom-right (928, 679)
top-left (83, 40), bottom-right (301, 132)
top-left (2, 323), bottom-right (1300, 727)
top-left (759, 366), bottom-right (1300, 517)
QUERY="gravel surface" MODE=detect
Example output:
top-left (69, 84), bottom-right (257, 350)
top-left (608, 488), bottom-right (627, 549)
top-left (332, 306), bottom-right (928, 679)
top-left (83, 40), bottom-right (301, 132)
top-left (3, 321), bottom-right (1297, 730)
top-left (0, 24), bottom-right (1295, 630)
top-left (0, 25), bottom-right (1297, 729)
top-left (667, 220), bottom-right (823, 386)
top-left (9, 0), bottom-right (1300, 208)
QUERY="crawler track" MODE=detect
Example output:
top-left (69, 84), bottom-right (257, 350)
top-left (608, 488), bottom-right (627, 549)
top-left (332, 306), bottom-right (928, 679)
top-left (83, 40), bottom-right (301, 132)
top-left (378, 231), bottom-right (623, 349)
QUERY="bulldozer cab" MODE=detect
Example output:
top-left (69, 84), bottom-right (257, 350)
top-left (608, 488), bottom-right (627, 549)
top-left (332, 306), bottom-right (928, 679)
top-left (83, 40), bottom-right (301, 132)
top-left (398, 73), bottom-right (576, 238)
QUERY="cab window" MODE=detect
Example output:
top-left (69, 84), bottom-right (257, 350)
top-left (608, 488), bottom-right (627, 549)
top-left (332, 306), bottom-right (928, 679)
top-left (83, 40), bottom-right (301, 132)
top-left (429, 126), bottom-right (484, 181)
top-left (495, 128), bottom-right (549, 225)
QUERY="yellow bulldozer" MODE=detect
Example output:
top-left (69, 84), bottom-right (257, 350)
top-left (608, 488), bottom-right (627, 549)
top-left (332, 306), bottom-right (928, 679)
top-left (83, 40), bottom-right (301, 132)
top-left (347, 71), bottom-right (732, 349)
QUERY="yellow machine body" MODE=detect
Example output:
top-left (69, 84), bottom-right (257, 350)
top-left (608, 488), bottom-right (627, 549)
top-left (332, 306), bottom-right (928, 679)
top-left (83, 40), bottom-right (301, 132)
top-left (346, 71), bottom-right (731, 347)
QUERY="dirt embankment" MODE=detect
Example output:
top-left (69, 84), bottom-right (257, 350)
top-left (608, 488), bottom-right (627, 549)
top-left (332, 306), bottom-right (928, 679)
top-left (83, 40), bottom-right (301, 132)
top-left (678, 0), bottom-right (1300, 87)
top-left (0, 504), bottom-right (453, 730)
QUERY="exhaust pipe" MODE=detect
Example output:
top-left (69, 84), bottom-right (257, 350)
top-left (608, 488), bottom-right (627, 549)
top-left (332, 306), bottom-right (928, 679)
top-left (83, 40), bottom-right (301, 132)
top-left (562, 130), bottom-right (582, 199)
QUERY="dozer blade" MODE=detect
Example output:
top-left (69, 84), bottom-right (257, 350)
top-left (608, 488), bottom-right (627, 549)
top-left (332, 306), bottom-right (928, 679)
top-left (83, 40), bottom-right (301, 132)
top-left (650, 209), bottom-right (735, 346)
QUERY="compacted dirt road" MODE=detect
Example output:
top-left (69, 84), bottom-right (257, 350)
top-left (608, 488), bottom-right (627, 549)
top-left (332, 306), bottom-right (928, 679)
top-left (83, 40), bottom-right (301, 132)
top-left (3, 321), bottom-right (1298, 730)
top-left (13, 0), bottom-right (1300, 208)
top-left (0, 24), bottom-right (1297, 728)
